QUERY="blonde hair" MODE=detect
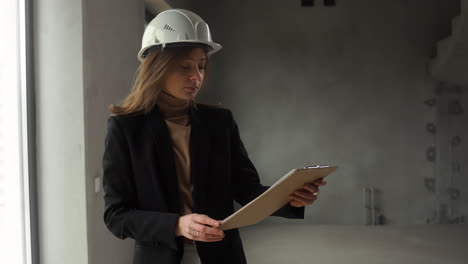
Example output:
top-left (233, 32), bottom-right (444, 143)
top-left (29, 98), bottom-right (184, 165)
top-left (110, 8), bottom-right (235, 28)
top-left (109, 45), bottom-right (211, 115)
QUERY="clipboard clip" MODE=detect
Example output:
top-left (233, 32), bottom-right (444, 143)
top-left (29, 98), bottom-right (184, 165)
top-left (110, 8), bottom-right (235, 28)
top-left (304, 165), bottom-right (330, 169)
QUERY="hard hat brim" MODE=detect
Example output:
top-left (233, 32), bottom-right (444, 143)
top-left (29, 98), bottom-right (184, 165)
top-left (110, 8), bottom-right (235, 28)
top-left (137, 41), bottom-right (222, 62)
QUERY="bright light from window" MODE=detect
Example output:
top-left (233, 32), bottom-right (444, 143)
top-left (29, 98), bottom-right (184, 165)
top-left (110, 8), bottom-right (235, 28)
top-left (0, 0), bottom-right (31, 263)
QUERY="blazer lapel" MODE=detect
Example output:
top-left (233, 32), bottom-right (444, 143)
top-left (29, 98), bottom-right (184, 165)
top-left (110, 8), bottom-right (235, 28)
top-left (147, 105), bottom-right (180, 213)
top-left (189, 104), bottom-right (211, 210)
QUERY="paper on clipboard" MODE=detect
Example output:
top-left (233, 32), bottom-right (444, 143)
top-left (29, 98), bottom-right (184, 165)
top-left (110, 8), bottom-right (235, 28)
top-left (218, 165), bottom-right (338, 231)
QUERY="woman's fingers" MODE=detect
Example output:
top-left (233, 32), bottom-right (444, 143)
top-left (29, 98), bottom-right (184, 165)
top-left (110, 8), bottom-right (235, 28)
top-left (313, 179), bottom-right (327, 186)
top-left (176, 214), bottom-right (224, 242)
top-left (189, 222), bottom-right (224, 238)
top-left (289, 193), bottom-right (316, 207)
top-left (189, 228), bottom-right (224, 242)
top-left (290, 200), bottom-right (305, 207)
top-left (295, 188), bottom-right (318, 199)
top-left (193, 214), bottom-right (221, 228)
top-left (188, 214), bottom-right (224, 242)
top-left (303, 183), bottom-right (318, 193)
top-left (288, 179), bottom-right (327, 207)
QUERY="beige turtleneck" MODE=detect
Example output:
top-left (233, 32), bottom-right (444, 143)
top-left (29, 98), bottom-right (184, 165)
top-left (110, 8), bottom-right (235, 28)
top-left (156, 90), bottom-right (193, 216)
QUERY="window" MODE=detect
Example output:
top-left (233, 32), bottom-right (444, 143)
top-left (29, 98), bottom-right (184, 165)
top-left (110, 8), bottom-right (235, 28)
top-left (0, 0), bottom-right (34, 263)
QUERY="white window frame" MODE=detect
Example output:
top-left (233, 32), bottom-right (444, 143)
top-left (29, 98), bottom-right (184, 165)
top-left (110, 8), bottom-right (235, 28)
top-left (0, 0), bottom-right (38, 263)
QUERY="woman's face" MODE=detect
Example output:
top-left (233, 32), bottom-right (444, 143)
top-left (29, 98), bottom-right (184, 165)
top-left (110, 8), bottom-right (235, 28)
top-left (163, 47), bottom-right (207, 100)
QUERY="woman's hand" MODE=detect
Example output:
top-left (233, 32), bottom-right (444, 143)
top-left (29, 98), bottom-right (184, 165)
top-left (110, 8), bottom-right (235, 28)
top-left (175, 213), bottom-right (225, 242)
top-left (288, 178), bottom-right (327, 207)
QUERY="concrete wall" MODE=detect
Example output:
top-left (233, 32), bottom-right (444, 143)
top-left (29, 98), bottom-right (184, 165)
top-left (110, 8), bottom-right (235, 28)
top-left (82, 0), bottom-right (144, 263)
top-left (430, 0), bottom-right (468, 86)
top-left (34, 0), bottom-right (144, 263)
top-left (33, 0), bottom-right (468, 263)
top-left (34, 0), bottom-right (88, 263)
top-left (177, 0), bottom-right (466, 225)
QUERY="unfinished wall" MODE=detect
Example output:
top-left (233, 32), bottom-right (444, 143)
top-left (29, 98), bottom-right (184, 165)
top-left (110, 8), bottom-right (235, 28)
top-left (34, 0), bottom-right (88, 263)
top-left (33, 0), bottom-right (467, 263)
top-left (81, 0), bottom-right (144, 263)
top-left (34, 0), bottom-right (144, 263)
top-left (177, 0), bottom-right (465, 225)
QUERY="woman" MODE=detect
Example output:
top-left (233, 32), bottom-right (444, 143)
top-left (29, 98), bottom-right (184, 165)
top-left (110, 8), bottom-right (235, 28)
top-left (102, 8), bottom-right (326, 264)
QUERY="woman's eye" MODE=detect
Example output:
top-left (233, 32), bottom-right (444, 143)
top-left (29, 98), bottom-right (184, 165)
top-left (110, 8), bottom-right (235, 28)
top-left (180, 65), bottom-right (205, 71)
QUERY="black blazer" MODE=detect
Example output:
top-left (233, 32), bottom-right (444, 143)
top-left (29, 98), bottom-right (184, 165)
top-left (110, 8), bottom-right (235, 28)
top-left (102, 103), bottom-right (304, 264)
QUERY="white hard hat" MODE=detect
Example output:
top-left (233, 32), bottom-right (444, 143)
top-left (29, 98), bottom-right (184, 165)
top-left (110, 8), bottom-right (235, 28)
top-left (138, 9), bottom-right (222, 62)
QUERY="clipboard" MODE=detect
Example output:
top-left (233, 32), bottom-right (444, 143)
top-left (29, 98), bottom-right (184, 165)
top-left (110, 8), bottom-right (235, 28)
top-left (218, 165), bottom-right (338, 231)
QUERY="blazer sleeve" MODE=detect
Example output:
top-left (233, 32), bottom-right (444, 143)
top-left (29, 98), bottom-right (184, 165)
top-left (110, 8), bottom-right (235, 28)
top-left (228, 110), bottom-right (304, 219)
top-left (102, 116), bottom-right (180, 250)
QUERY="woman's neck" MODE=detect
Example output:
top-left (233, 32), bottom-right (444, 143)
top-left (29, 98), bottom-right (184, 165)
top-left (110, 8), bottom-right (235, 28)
top-left (156, 90), bottom-right (190, 119)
